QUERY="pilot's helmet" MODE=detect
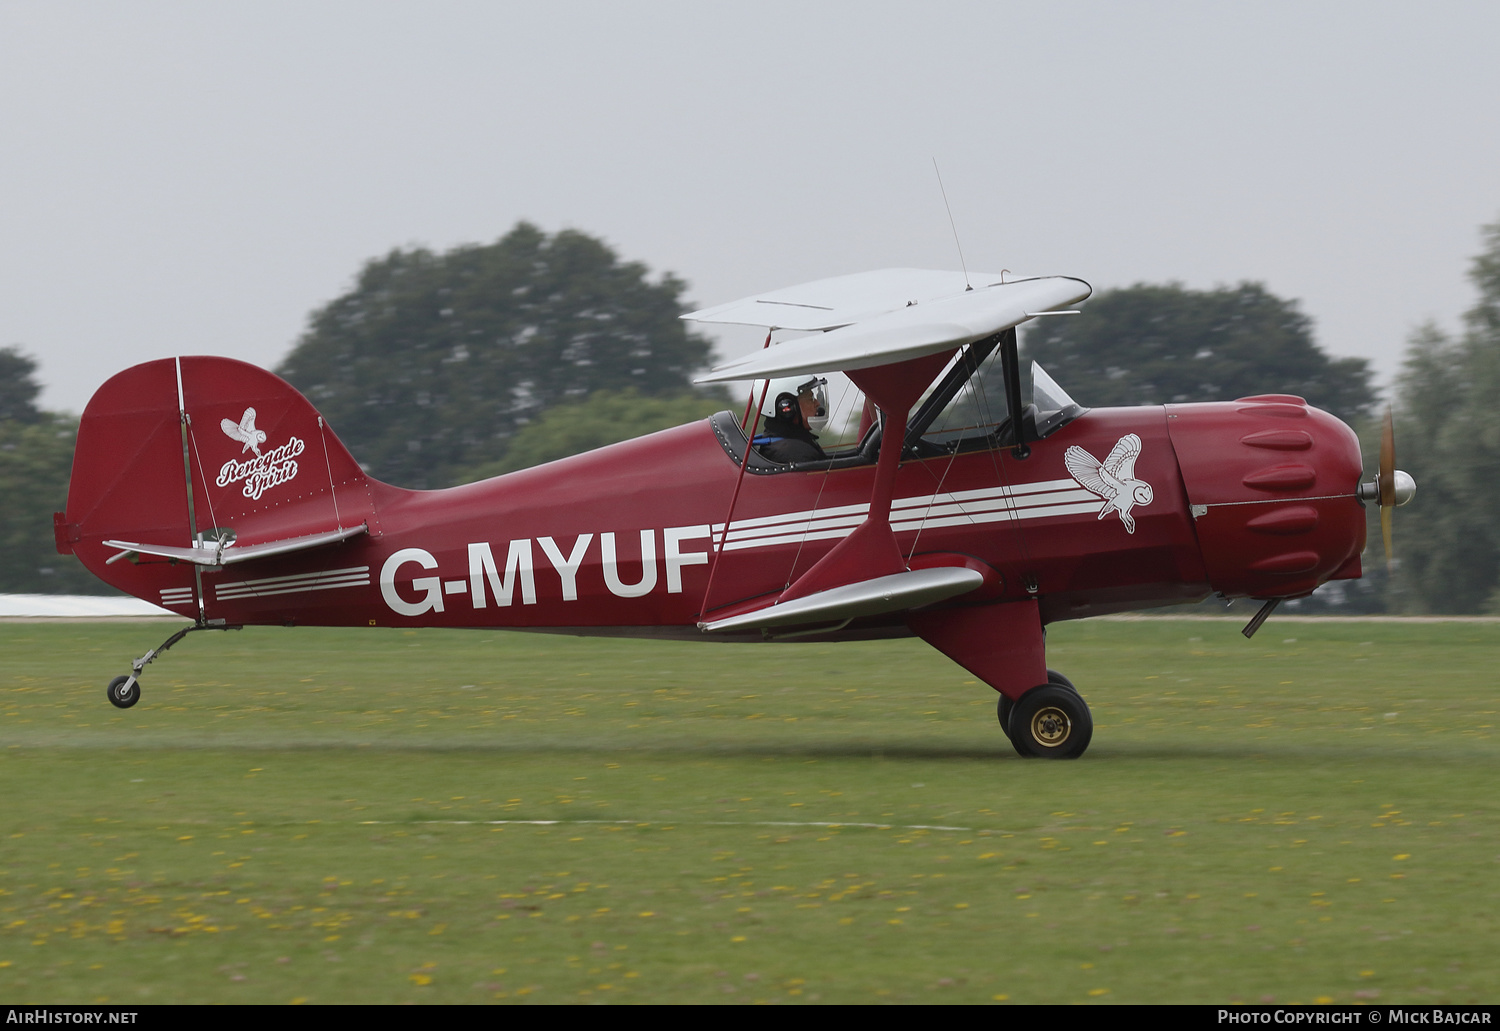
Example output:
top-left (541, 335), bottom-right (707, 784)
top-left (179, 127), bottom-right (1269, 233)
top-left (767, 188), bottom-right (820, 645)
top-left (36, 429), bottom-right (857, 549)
top-left (761, 375), bottom-right (829, 433)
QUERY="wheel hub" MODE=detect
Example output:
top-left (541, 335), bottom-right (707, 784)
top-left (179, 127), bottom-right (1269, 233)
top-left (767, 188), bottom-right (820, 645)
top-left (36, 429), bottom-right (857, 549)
top-left (1029, 706), bottom-right (1071, 746)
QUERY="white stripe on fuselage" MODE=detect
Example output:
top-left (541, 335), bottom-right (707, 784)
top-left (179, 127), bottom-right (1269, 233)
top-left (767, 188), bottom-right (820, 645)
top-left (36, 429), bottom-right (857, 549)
top-left (214, 565), bottom-right (371, 601)
top-left (210, 477), bottom-right (1112, 616)
top-left (368, 474), bottom-right (1112, 616)
top-left (714, 480), bottom-right (1094, 552)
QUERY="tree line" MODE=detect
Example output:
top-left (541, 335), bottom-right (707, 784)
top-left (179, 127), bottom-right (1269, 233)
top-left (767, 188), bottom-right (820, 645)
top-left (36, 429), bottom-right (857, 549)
top-left (1, 218), bottom-right (1496, 609)
top-left (276, 223), bottom-right (727, 490)
top-left (0, 350), bottom-right (103, 593)
top-left (1382, 218), bottom-right (1500, 613)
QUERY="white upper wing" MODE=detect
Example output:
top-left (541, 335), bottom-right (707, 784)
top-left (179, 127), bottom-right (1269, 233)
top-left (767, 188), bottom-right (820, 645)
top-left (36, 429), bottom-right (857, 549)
top-left (691, 272), bottom-right (1091, 383)
top-left (682, 268), bottom-right (1009, 332)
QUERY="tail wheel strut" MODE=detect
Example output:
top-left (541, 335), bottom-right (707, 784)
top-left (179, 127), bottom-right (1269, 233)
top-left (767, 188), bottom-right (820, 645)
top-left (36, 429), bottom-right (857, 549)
top-left (105, 621), bottom-right (241, 709)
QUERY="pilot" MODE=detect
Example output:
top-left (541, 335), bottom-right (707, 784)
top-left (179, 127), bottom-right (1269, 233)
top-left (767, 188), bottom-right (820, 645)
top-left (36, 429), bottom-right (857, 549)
top-left (753, 376), bottom-right (829, 464)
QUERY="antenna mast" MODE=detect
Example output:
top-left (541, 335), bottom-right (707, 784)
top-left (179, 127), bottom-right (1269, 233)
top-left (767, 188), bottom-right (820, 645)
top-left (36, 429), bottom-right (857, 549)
top-left (932, 159), bottom-right (971, 291)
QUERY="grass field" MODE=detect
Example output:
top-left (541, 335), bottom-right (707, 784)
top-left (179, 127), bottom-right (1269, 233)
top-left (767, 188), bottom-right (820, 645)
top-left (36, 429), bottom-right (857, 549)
top-left (1, 617), bottom-right (1497, 1004)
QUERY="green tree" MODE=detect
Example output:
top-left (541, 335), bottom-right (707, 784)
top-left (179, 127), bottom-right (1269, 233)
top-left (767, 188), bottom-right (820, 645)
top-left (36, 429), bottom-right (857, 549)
top-left (1389, 218), bottom-right (1500, 613)
top-left (277, 223), bottom-right (718, 489)
top-left (457, 389), bottom-right (729, 481)
top-left (1021, 283), bottom-right (1375, 424)
top-left (0, 348), bottom-right (109, 593)
top-left (0, 346), bottom-right (45, 423)
top-left (0, 415), bottom-right (105, 593)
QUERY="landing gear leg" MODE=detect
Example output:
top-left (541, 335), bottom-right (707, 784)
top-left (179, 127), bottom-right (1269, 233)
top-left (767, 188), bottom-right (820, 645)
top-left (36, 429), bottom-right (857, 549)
top-left (909, 599), bottom-right (1057, 752)
top-left (106, 622), bottom-right (241, 709)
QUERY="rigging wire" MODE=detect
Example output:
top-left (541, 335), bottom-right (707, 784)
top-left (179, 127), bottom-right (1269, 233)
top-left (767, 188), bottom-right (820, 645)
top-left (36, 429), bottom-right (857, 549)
top-left (186, 422), bottom-right (220, 535)
top-left (319, 416), bottom-right (344, 530)
top-left (700, 378), bottom-right (772, 623)
top-left (982, 354), bottom-right (1037, 575)
top-left (740, 329), bottom-right (773, 430)
top-left (904, 354), bottom-right (972, 562)
top-left (781, 375), bottom-right (858, 588)
top-left (703, 328), bottom-right (781, 620)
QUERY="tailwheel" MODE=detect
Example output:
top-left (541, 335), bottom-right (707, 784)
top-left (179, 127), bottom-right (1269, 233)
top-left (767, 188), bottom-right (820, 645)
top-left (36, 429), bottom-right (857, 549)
top-left (1009, 683), bottom-right (1092, 759)
top-left (107, 675), bottom-right (140, 709)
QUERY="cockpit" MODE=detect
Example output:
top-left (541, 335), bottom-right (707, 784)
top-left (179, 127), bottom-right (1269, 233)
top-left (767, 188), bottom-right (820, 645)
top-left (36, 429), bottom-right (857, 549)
top-left (710, 334), bottom-right (1086, 473)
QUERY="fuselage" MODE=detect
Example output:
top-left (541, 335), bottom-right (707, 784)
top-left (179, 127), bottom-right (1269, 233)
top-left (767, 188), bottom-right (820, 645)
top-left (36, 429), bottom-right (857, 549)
top-left (78, 397), bottom-right (1365, 638)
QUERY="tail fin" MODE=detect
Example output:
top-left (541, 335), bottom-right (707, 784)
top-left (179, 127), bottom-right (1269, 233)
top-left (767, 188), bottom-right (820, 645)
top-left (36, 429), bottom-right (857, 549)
top-left (58, 357), bottom-right (379, 611)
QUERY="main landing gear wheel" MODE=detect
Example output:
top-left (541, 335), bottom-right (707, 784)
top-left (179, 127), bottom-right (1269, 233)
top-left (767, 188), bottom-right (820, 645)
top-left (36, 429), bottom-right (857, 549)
top-left (1009, 683), bottom-right (1093, 759)
top-left (998, 670), bottom-right (1078, 740)
top-left (107, 675), bottom-right (140, 709)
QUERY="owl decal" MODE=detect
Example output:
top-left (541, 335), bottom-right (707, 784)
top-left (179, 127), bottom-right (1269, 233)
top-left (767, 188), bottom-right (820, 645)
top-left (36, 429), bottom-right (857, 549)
top-left (221, 407), bottom-right (267, 456)
top-left (1064, 433), bottom-right (1154, 534)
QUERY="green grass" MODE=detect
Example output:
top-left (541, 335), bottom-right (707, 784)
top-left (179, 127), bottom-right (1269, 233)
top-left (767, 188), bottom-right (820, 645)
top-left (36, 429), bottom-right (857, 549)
top-left (1, 618), bottom-right (1496, 1004)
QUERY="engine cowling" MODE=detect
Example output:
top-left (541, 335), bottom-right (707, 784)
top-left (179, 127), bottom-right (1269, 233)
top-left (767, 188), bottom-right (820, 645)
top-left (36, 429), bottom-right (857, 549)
top-left (1166, 395), bottom-right (1366, 599)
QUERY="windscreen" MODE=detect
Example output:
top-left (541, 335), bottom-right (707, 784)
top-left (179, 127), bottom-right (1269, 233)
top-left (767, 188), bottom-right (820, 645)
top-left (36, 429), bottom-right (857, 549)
top-left (918, 343), bottom-right (1011, 449)
top-left (1030, 360), bottom-right (1085, 437)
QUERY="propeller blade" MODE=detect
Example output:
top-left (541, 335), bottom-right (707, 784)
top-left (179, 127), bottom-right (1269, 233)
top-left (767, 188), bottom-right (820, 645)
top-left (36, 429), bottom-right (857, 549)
top-left (1378, 407), bottom-right (1396, 569)
top-left (1379, 407), bottom-right (1395, 509)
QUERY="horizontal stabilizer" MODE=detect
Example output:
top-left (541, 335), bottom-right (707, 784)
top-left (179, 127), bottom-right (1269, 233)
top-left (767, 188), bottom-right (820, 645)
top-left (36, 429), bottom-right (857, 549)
top-left (693, 273), bottom-right (1091, 383)
top-left (698, 566), bottom-right (984, 634)
top-left (105, 524), bottom-right (368, 567)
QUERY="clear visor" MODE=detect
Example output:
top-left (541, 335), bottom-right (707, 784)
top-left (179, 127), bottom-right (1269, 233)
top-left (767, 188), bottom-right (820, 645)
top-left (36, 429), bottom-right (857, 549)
top-left (796, 376), bottom-right (829, 431)
top-left (796, 376), bottom-right (828, 419)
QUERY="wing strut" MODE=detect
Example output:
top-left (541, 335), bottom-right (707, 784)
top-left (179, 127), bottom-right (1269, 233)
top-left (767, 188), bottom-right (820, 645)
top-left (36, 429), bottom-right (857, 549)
top-left (699, 330), bottom-right (776, 622)
top-left (999, 327), bottom-right (1030, 459)
top-left (776, 348), bottom-right (957, 604)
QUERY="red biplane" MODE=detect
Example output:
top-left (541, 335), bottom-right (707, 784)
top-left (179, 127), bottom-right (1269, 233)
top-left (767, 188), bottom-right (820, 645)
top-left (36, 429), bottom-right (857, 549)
top-left (56, 268), bottom-right (1414, 757)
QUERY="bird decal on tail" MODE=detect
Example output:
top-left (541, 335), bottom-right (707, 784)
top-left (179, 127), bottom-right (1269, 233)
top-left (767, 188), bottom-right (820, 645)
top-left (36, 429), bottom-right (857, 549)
top-left (221, 408), bottom-right (267, 456)
top-left (1064, 433), bottom-right (1154, 533)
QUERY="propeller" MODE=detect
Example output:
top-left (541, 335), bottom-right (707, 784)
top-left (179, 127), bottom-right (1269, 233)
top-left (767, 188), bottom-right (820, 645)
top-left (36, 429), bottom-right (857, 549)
top-left (1362, 407), bottom-right (1416, 569)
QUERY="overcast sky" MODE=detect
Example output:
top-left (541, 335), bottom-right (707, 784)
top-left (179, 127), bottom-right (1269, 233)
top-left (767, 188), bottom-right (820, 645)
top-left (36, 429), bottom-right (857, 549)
top-left (3, 1), bottom-right (1498, 413)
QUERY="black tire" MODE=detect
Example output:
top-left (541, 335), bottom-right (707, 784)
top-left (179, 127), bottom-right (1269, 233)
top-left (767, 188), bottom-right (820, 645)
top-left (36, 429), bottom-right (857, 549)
top-left (107, 675), bottom-right (140, 709)
top-left (1009, 684), bottom-right (1092, 759)
top-left (1001, 673), bottom-right (1076, 739)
